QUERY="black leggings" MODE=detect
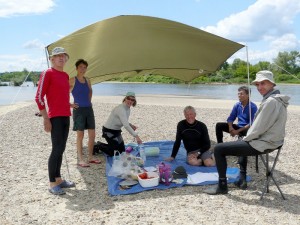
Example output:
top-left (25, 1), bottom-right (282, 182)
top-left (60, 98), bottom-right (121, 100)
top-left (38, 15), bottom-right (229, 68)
top-left (214, 140), bottom-right (262, 179)
top-left (215, 122), bottom-right (248, 143)
top-left (49, 117), bottom-right (70, 182)
top-left (102, 128), bottom-right (125, 156)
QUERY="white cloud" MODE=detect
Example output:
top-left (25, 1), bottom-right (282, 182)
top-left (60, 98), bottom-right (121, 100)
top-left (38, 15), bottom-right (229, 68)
top-left (57, 34), bottom-right (66, 39)
top-left (0, 54), bottom-right (47, 72)
top-left (0, 0), bottom-right (55, 17)
top-left (231, 34), bottom-right (300, 64)
top-left (23, 39), bottom-right (46, 50)
top-left (231, 48), bottom-right (278, 64)
top-left (202, 0), bottom-right (300, 42)
top-left (0, 40), bottom-right (48, 71)
top-left (202, 0), bottom-right (300, 64)
top-left (269, 33), bottom-right (300, 51)
top-left (23, 39), bottom-right (45, 49)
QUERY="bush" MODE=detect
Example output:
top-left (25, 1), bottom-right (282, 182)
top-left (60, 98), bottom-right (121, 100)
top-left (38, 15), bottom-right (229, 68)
top-left (277, 74), bottom-right (290, 82)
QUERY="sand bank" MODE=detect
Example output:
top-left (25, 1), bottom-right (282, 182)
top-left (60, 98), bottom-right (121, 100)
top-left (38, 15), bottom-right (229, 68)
top-left (0, 95), bottom-right (299, 225)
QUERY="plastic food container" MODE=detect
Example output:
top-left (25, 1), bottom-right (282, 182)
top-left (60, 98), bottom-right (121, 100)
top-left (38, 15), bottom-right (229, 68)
top-left (144, 147), bottom-right (160, 156)
top-left (137, 172), bottom-right (159, 188)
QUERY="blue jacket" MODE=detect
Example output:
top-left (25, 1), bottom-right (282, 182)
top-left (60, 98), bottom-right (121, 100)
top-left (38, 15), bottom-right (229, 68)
top-left (227, 101), bottom-right (257, 127)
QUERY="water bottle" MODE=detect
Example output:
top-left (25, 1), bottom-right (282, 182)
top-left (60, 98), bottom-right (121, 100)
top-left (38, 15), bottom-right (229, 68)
top-left (125, 146), bottom-right (133, 153)
top-left (139, 144), bottom-right (146, 164)
top-left (158, 162), bottom-right (171, 186)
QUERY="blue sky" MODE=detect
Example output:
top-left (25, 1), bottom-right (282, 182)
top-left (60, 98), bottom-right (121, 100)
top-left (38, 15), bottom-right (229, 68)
top-left (0, 0), bottom-right (299, 72)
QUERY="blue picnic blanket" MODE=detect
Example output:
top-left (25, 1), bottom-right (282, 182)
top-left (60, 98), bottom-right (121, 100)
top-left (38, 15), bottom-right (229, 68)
top-left (105, 140), bottom-right (247, 196)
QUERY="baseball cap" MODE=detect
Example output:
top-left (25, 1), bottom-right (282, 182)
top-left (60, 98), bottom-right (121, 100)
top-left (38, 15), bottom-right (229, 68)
top-left (49, 47), bottom-right (69, 59)
top-left (125, 91), bottom-right (136, 97)
top-left (172, 166), bottom-right (187, 179)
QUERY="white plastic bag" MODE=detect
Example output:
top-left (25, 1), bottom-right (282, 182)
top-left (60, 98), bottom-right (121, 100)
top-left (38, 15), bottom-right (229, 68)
top-left (108, 151), bottom-right (144, 179)
top-left (108, 151), bottom-right (124, 177)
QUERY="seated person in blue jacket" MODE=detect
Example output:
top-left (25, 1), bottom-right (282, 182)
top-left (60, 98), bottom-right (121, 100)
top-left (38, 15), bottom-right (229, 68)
top-left (165, 106), bottom-right (215, 167)
top-left (215, 86), bottom-right (258, 143)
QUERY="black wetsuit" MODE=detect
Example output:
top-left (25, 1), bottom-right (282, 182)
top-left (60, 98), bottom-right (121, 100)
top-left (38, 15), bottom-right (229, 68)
top-left (171, 119), bottom-right (211, 158)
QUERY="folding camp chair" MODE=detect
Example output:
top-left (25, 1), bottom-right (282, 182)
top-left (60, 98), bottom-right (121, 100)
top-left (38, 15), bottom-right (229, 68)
top-left (256, 145), bottom-right (285, 200)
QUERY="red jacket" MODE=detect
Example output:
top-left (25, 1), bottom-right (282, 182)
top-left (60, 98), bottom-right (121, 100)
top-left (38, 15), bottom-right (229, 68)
top-left (35, 68), bottom-right (71, 118)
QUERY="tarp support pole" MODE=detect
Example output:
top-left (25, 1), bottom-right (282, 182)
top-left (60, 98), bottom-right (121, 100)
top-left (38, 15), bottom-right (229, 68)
top-left (45, 47), bottom-right (50, 68)
top-left (245, 45), bottom-right (253, 126)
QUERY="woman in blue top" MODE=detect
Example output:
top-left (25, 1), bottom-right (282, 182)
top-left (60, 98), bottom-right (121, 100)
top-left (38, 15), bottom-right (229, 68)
top-left (70, 59), bottom-right (100, 167)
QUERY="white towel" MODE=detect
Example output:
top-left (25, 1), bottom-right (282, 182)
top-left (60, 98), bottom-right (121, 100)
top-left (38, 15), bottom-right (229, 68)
top-left (187, 170), bottom-right (239, 184)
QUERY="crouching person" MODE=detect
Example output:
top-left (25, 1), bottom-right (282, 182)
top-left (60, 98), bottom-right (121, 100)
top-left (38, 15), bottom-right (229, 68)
top-left (101, 92), bottom-right (143, 156)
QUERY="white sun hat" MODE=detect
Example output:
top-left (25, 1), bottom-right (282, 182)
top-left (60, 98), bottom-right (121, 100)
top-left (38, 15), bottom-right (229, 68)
top-left (252, 70), bottom-right (276, 86)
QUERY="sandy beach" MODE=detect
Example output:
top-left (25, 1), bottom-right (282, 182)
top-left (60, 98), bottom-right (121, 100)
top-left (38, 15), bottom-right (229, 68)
top-left (0, 95), bottom-right (300, 225)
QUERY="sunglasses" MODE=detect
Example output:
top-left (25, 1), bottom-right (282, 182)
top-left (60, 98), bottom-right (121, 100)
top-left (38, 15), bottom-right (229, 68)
top-left (126, 97), bottom-right (136, 102)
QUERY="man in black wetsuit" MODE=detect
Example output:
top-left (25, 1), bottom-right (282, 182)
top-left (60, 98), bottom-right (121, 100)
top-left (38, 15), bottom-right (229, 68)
top-left (165, 106), bottom-right (215, 166)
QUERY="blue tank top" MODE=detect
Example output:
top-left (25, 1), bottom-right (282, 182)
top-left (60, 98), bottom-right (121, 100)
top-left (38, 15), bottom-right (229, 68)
top-left (71, 77), bottom-right (92, 107)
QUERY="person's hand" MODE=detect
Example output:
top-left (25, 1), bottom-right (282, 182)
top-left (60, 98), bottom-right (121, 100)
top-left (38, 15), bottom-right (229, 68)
top-left (164, 157), bottom-right (174, 162)
top-left (188, 157), bottom-right (202, 166)
top-left (229, 128), bottom-right (235, 136)
top-left (130, 124), bottom-right (138, 130)
top-left (70, 103), bottom-right (79, 109)
top-left (43, 118), bottom-right (51, 132)
top-left (187, 152), bottom-right (198, 161)
top-left (136, 136), bottom-right (143, 144)
top-left (230, 129), bottom-right (239, 137)
top-left (187, 152), bottom-right (202, 165)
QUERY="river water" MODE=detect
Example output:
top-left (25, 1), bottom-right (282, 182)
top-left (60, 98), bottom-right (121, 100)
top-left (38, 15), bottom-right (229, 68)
top-left (0, 82), bottom-right (299, 106)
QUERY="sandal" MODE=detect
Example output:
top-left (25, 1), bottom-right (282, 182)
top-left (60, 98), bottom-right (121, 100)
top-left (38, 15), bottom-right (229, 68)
top-left (78, 162), bottom-right (90, 167)
top-left (49, 185), bottom-right (66, 195)
top-left (59, 180), bottom-right (76, 188)
top-left (35, 112), bottom-right (42, 117)
top-left (89, 159), bottom-right (101, 164)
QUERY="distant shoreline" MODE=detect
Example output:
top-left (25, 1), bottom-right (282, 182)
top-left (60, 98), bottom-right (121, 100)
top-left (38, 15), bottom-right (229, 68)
top-left (100, 81), bottom-right (300, 85)
top-left (3, 80), bottom-right (298, 86)
top-left (1, 96), bottom-right (300, 118)
top-left (1, 82), bottom-right (299, 106)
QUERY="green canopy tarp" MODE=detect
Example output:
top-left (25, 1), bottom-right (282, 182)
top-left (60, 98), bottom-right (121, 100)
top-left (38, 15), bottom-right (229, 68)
top-left (47, 15), bottom-right (244, 84)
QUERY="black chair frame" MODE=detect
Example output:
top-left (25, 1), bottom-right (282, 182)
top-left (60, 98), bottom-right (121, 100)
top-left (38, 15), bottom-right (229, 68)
top-left (256, 146), bottom-right (286, 200)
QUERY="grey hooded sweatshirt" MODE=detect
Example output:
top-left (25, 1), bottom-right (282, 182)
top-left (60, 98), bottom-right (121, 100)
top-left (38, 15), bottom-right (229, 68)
top-left (243, 89), bottom-right (290, 152)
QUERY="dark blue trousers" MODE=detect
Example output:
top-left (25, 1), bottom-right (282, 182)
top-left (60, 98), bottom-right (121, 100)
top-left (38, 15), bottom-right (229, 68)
top-left (214, 140), bottom-right (262, 179)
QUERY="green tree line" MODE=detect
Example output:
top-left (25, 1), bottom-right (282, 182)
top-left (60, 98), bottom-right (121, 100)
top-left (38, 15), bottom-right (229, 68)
top-left (117, 51), bottom-right (300, 84)
top-left (0, 69), bottom-right (40, 86)
top-left (1, 51), bottom-right (300, 86)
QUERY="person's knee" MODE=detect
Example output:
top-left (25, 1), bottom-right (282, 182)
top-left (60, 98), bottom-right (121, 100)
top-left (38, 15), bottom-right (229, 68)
top-left (215, 122), bottom-right (221, 130)
top-left (213, 144), bottom-right (226, 161)
top-left (50, 148), bottom-right (64, 159)
top-left (203, 158), bottom-right (215, 167)
top-left (88, 129), bottom-right (96, 140)
top-left (188, 157), bottom-right (202, 166)
top-left (214, 144), bottom-right (222, 155)
top-left (77, 131), bottom-right (84, 139)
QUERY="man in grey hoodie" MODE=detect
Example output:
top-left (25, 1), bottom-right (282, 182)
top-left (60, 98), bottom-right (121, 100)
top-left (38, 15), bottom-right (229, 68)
top-left (204, 70), bottom-right (290, 195)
